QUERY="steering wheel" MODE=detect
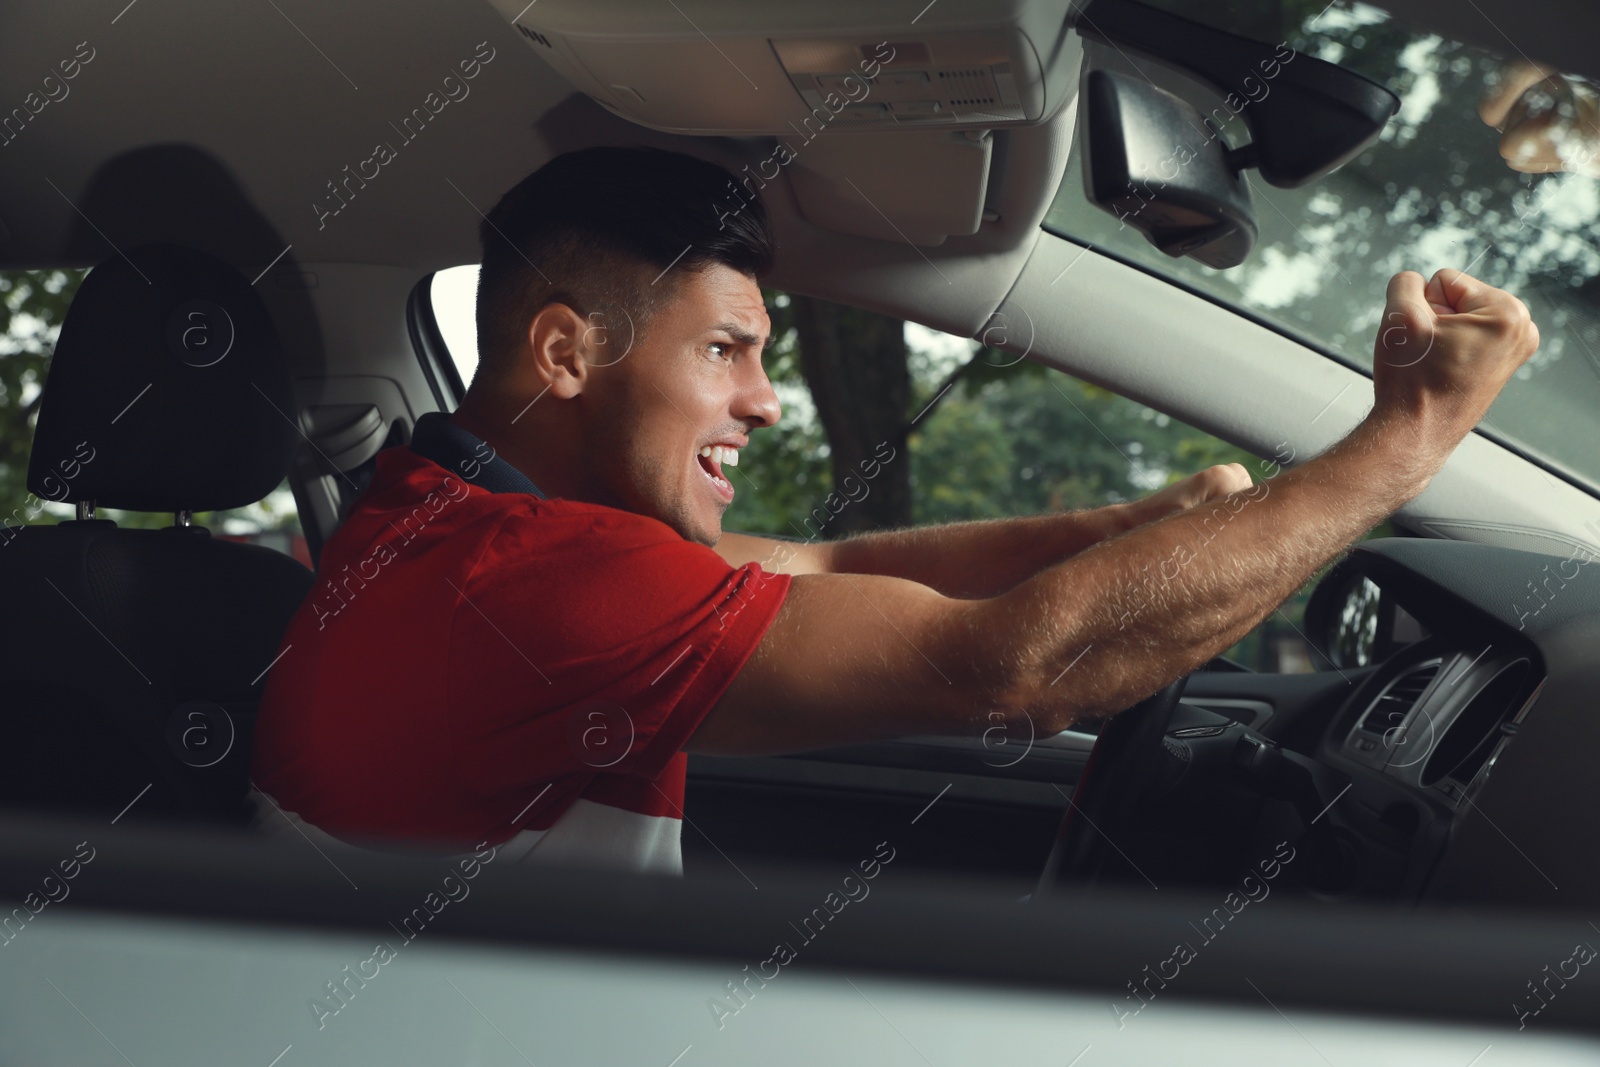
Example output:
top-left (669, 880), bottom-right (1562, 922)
top-left (1036, 674), bottom-right (1189, 895)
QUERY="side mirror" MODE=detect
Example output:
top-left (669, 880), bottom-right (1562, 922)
top-left (1304, 565), bottom-right (1385, 670)
top-left (1303, 560), bottom-right (1427, 670)
top-left (1081, 68), bottom-right (1257, 268)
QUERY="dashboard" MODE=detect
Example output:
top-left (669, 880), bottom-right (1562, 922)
top-left (1315, 631), bottom-right (1543, 900)
top-left (1304, 537), bottom-right (1600, 907)
top-left (1098, 536), bottom-right (1600, 910)
top-left (1329, 640), bottom-right (1538, 809)
top-left (685, 534), bottom-right (1600, 908)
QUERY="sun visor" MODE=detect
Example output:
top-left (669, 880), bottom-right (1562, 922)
top-left (486, 0), bottom-right (1080, 245)
top-left (486, 0), bottom-right (1081, 136)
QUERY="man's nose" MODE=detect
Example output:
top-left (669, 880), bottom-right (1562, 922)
top-left (736, 363), bottom-right (781, 429)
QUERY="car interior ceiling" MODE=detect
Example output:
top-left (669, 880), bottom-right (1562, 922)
top-left (5, 0), bottom-right (1593, 559)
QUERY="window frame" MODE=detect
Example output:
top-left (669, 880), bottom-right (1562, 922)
top-left (406, 271), bottom-right (468, 412)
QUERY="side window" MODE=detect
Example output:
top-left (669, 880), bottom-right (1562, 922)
top-left (0, 269), bottom-right (308, 565)
top-left (913, 361), bottom-right (1328, 673)
top-left (429, 264), bottom-right (481, 396)
top-left (735, 294), bottom-right (1347, 675)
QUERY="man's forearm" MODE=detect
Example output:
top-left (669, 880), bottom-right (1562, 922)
top-left (982, 410), bottom-right (1441, 729)
top-left (826, 504), bottom-right (1138, 599)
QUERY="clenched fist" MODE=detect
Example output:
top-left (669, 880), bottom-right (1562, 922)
top-left (1372, 268), bottom-right (1540, 440)
top-left (1134, 462), bottom-right (1256, 526)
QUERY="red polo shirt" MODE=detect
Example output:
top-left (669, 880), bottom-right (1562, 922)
top-left (249, 441), bottom-right (789, 873)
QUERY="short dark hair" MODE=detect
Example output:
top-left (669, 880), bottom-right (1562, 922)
top-left (473, 146), bottom-right (774, 384)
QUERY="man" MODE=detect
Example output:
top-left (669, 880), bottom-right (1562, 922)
top-left (250, 146), bottom-right (1539, 874)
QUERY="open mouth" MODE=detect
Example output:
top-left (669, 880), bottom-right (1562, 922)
top-left (696, 444), bottom-right (738, 502)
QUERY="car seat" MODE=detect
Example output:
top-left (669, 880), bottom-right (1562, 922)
top-left (0, 244), bottom-right (313, 825)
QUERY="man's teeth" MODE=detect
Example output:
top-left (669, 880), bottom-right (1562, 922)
top-left (698, 444), bottom-right (739, 467)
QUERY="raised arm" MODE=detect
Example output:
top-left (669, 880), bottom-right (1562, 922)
top-left (691, 270), bottom-right (1538, 756)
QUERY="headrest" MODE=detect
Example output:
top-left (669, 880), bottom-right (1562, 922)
top-left (28, 244), bottom-right (296, 513)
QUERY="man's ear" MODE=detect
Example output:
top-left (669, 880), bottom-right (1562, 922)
top-left (525, 303), bottom-right (595, 399)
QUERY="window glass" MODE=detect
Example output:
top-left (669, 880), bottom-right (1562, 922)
top-left (907, 357), bottom-right (1337, 673)
top-left (430, 264), bottom-right (481, 388)
top-left (1046, 0), bottom-right (1600, 495)
top-left (731, 296), bottom-right (1336, 674)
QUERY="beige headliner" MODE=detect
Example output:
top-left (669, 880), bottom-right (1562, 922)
top-left (3, 0), bottom-right (1586, 332)
top-left (5, 0), bottom-right (1598, 552)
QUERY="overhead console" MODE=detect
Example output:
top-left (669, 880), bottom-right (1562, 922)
top-left (485, 0), bottom-right (1081, 244)
top-left (486, 0), bottom-right (1077, 136)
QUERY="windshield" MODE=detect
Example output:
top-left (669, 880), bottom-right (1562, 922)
top-left (1046, 0), bottom-right (1600, 494)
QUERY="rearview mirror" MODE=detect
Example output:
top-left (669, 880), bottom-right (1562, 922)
top-left (1074, 0), bottom-right (1400, 189)
top-left (1080, 68), bottom-right (1257, 269)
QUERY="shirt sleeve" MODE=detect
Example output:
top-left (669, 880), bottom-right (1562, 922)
top-left (444, 503), bottom-right (791, 797)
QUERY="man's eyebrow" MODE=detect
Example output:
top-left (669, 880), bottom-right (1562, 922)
top-left (711, 322), bottom-right (774, 350)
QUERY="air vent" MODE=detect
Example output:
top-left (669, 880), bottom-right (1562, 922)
top-left (1422, 659), bottom-right (1532, 788)
top-left (1356, 660), bottom-right (1441, 736)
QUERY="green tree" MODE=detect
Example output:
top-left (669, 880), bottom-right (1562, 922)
top-left (0, 269), bottom-right (83, 522)
top-left (785, 294), bottom-right (913, 536)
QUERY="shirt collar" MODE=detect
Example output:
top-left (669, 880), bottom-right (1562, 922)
top-left (408, 411), bottom-right (546, 498)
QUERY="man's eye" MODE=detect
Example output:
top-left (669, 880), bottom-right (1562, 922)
top-left (708, 342), bottom-right (731, 360)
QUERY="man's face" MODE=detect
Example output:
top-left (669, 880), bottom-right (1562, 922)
top-left (583, 264), bottom-right (779, 546)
